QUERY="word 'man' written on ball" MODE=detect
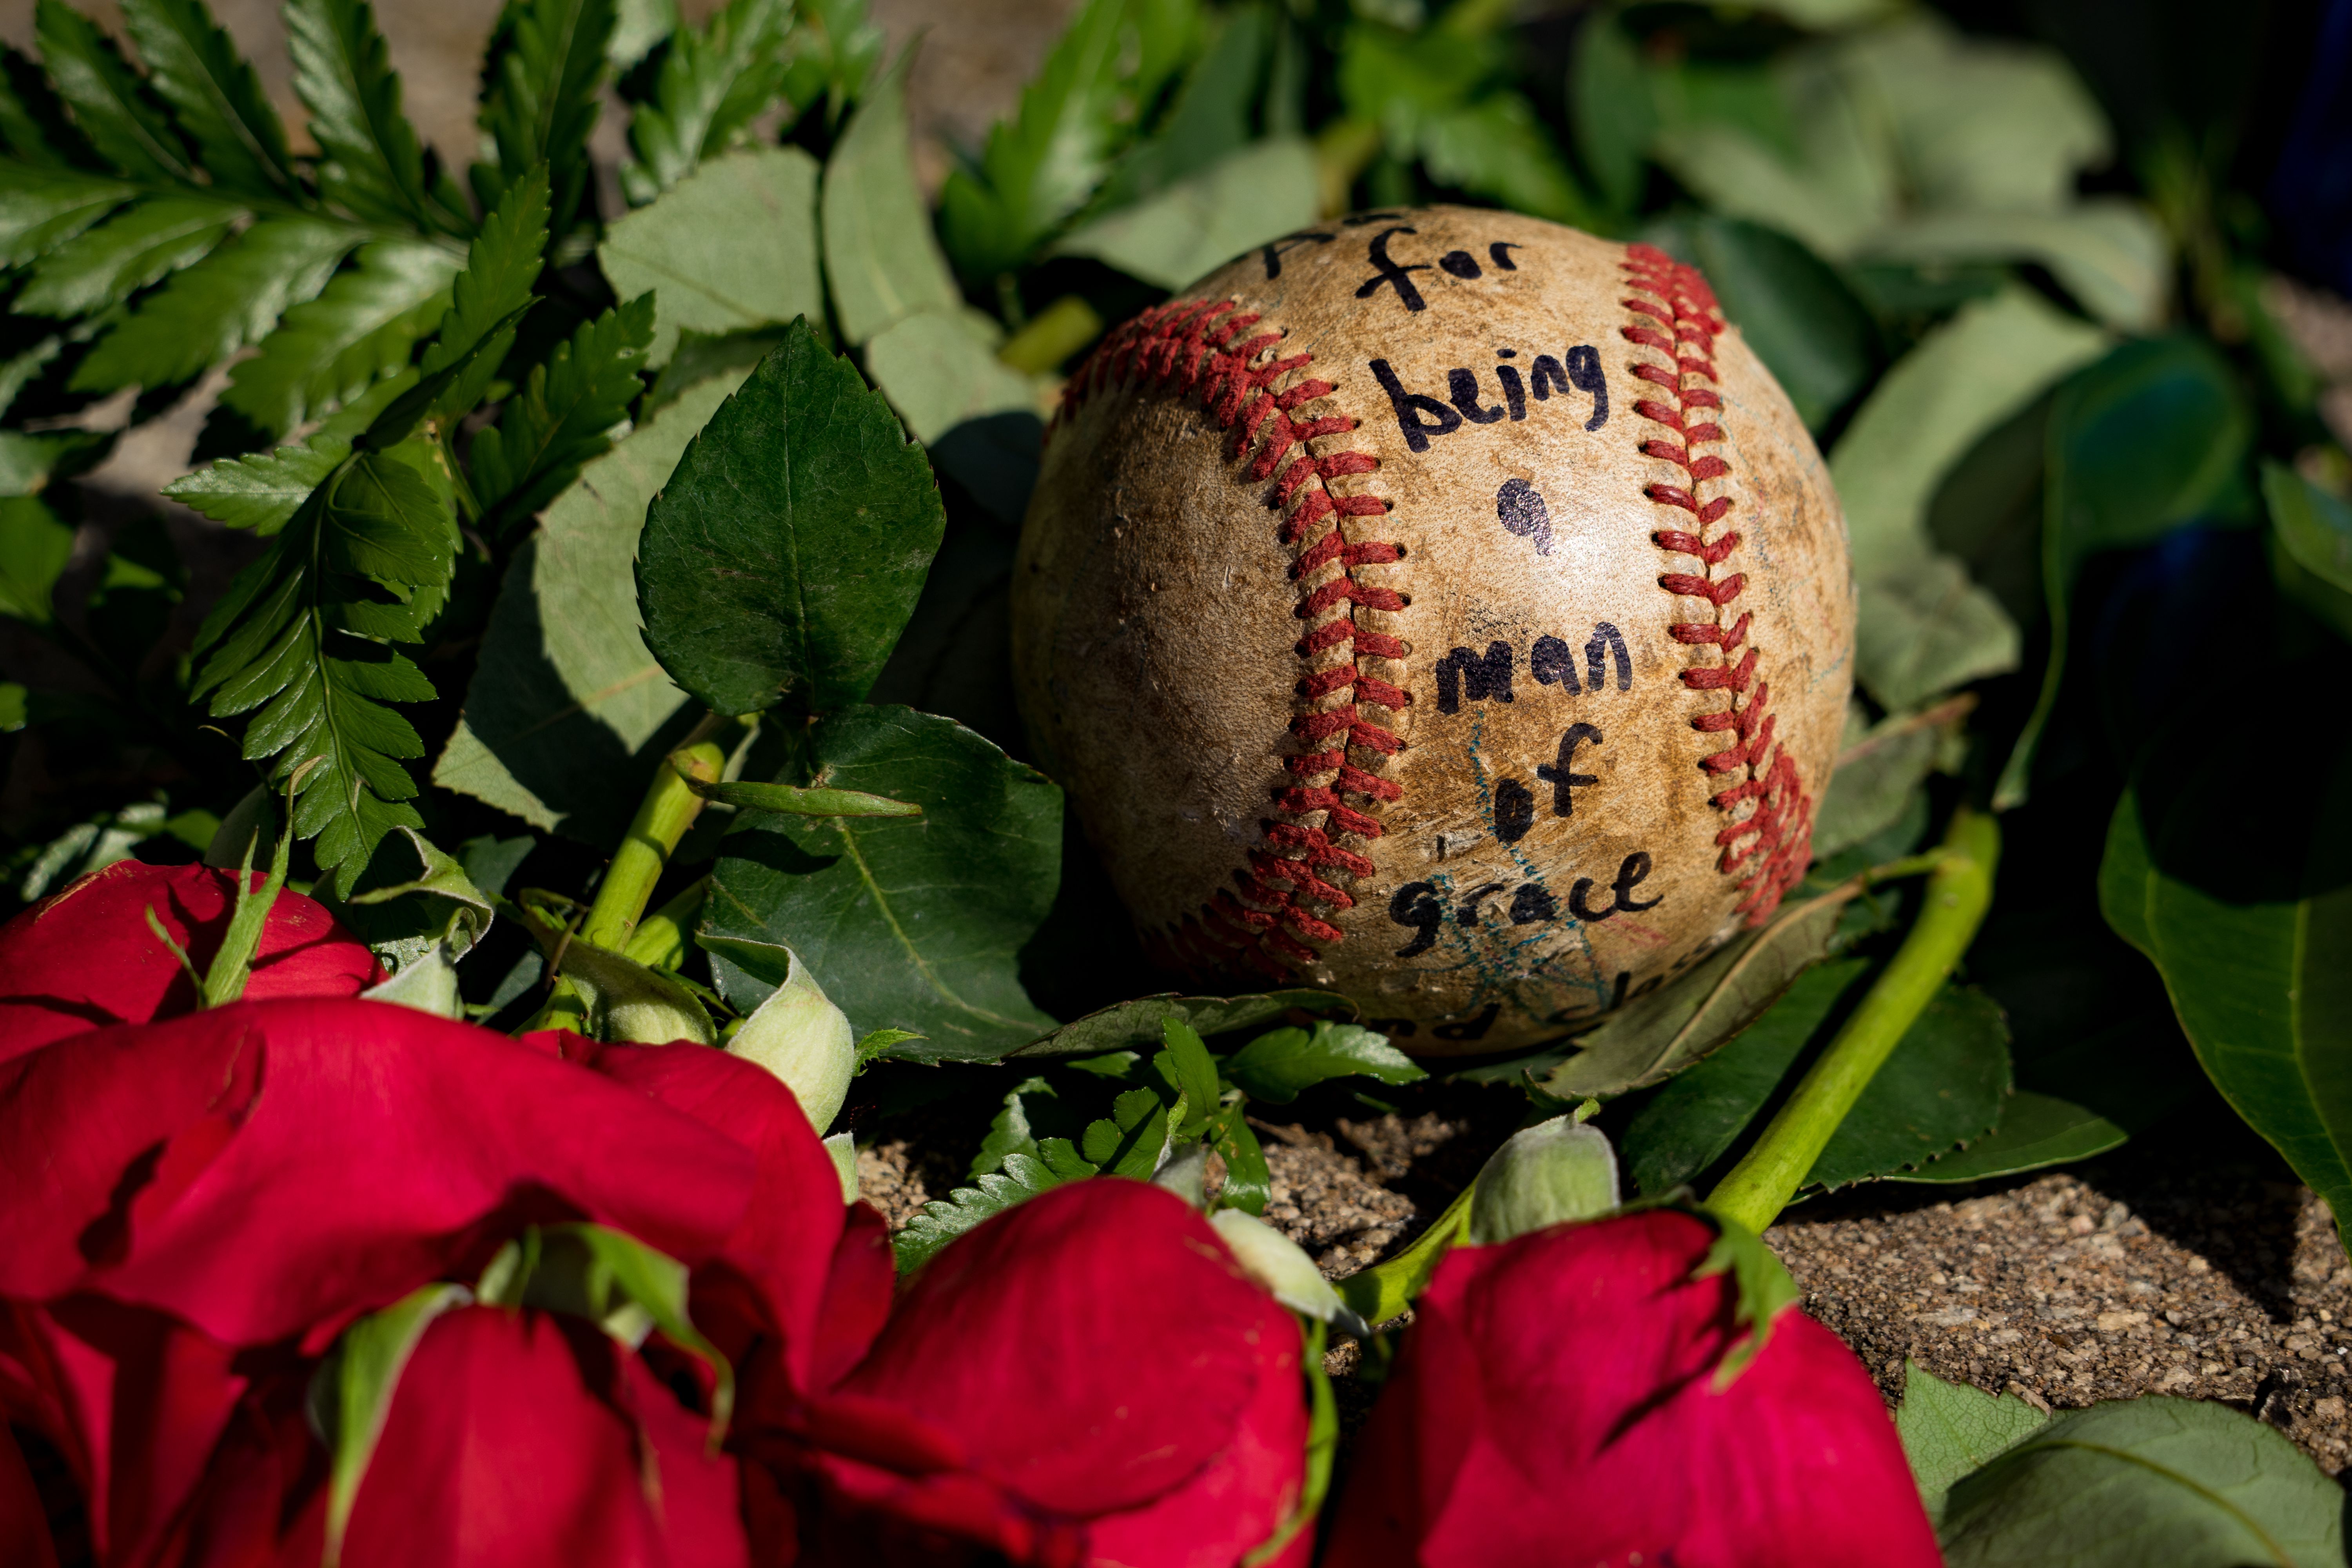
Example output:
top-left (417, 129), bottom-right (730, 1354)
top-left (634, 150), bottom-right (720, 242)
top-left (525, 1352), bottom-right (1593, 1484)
top-left (1434, 626), bottom-right (1633, 712)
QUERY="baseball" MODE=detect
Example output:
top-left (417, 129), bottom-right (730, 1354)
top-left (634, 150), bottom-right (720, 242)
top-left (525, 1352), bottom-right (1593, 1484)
top-left (1013, 207), bottom-right (1854, 1054)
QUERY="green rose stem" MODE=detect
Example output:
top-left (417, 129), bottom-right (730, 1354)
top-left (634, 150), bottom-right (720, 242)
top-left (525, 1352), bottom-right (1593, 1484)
top-left (1706, 808), bottom-right (2002, 1233)
top-left (623, 876), bottom-right (709, 971)
top-left (580, 735), bottom-right (728, 953)
top-left (528, 724), bottom-right (729, 1033)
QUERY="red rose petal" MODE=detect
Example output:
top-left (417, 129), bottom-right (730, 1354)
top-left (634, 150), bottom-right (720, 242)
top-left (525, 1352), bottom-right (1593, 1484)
top-left (0, 1000), bottom-right (757, 1345)
top-left (0, 862), bottom-right (380, 1059)
top-left (1324, 1210), bottom-right (1940, 1568)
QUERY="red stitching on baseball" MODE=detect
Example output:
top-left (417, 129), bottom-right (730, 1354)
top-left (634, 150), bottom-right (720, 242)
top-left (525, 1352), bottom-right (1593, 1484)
top-left (1621, 243), bottom-right (1816, 924)
top-left (1054, 298), bottom-right (1406, 978)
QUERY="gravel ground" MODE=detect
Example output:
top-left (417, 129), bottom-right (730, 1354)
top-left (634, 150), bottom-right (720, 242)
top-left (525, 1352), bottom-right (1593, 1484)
top-left (1771, 1161), bottom-right (2352, 1474)
top-left (857, 1086), bottom-right (2352, 1477)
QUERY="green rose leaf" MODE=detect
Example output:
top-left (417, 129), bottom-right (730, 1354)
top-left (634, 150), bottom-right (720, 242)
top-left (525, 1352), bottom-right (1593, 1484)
top-left (1829, 287), bottom-right (2107, 711)
top-left (434, 370), bottom-right (742, 844)
top-left (636, 321), bottom-right (947, 719)
top-left (703, 705), bottom-right (1060, 1061)
top-left (1813, 701), bottom-right (1966, 860)
top-left (1012, 989), bottom-right (1359, 1058)
top-left (1996, 334), bottom-right (2251, 807)
top-left (2100, 718), bottom-right (2352, 1230)
top-left (598, 145), bottom-right (822, 366)
top-left (1806, 984), bottom-right (2011, 1191)
top-left (1895, 1361), bottom-right (2049, 1528)
top-left (820, 53), bottom-right (961, 346)
top-left (1222, 1018), bottom-right (1426, 1104)
top-left (1939, 1395), bottom-right (2343, 1566)
top-left (1532, 875), bottom-right (1864, 1103)
top-left (1051, 137), bottom-right (1320, 291)
top-left (2264, 460), bottom-right (2352, 640)
top-left (1643, 213), bottom-right (1878, 433)
top-left (1619, 962), bottom-right (2013, 1198)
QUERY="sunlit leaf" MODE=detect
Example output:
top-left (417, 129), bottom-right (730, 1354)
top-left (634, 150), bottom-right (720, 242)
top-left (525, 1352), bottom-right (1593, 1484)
top-left (435, 370), bottom-right (740, 842)
top-left (637, 320), bottom-right (944, 716)
top-left (599, 145), bottom-right (821, 366)
top-left (704, 706), bottom-right (1061, 1061)
top-left (1940, 1396), bottom-right (2343, 1566)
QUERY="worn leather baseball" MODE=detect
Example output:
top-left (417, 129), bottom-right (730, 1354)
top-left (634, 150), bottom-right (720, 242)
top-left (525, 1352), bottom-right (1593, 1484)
top-left (1013, 206), bottom-right (1854, 1053)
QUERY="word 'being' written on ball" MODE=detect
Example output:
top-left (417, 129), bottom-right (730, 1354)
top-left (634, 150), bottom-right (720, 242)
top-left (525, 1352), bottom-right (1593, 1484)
top-left (1369, 347), bottom-right (1607, 454)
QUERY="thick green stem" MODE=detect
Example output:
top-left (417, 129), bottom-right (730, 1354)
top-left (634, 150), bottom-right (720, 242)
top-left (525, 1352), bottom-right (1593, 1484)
top-left (579, 733), bottom-right (726, 953)
top-left (1706, 808), bottom-right (2002, 1232)
top-left (623, 876), bottom-right (708, 971)
top-left (527, 727), bottom-right (726, 1034)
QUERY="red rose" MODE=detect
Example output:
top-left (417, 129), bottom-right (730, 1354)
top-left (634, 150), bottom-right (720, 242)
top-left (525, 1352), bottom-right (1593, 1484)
top-left (0, 998), bottom-right (859, 1568)
top-left (324, 1306), bottom-right (751, 1568)
top-left (770, 1179), bottom-right (1312, 1568)
top-left (1321, 1210), bottom-right (1940, 1568)
top-left (0, 861), bottom-right (381, 1061)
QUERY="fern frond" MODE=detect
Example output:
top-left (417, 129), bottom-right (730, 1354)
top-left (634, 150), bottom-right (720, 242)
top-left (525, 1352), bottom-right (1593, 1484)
top-left (217, 239), bottom-right (462, 439)
top-left (286, 0), bottom-right (468, 235)
top-left (621, 0), bottom-right (789, 204)
top-left (72, 217), bottom-right (353, 392)
top-left (474, 0), bottom-right (615, 226)
top-left (470, 289), bottom-right (653, 529)
top-left (117, 0), bottom-right (300, 201)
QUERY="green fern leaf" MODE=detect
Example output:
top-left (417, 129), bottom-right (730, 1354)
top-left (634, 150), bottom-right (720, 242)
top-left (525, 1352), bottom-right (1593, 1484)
top-left (163, 371), bottom-right (412, 533)
top-left (621, 0), bottom-right (788, 203)
top-left (891, 1143), bottom-right (1096, 1271)
top-left (470, 290), bottom-right (653, 528)
top-left (286, 0), bottom-right (466, 234)
top-left (117, 0), bottom-right (300, 201)
top-left (0, 163), bottom-right (132, 269)
top-left (33, 0), bottom-right (192, 182)
top-left (788, 0), bottom-right (885, 112)
top-left (218, 239), bottom-right (462, 438)
top-left (192, 443), bottom-right (456, 893)
top-left (475, 0), bottom-right (616, 225)
top-left (0, 338), bottom-right (62, 421)
top-left (73, 218), bottom-right (354, 392)
top-left (417, 169), bottom-right (548, 419)
top-left (0, 43), bottom-right (87, 168)
top-left (167, 439), bottom-right (348, 532)
top-left (16, 195), bottom-right (239, 317)
top-left (936, 0), bottom-right (1192, 282)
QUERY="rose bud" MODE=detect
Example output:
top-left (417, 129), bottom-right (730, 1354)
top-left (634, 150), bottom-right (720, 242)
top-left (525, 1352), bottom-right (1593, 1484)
top-left (0, 860), bottom-right (379, 1061)
top-left (776, 1179), bottom-right (1313, 1567)
top-left (720, 940), bottom-right (857, 1134)
top-left (1465, 1112), bottom-right (1620, 1245)
top-left (1323, 1209), bottom-right (1940, 1568)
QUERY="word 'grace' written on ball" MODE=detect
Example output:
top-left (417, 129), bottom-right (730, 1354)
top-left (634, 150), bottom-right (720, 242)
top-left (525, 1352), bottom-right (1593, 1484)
top-left (1387, 851), bottom-right (1662, 958)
